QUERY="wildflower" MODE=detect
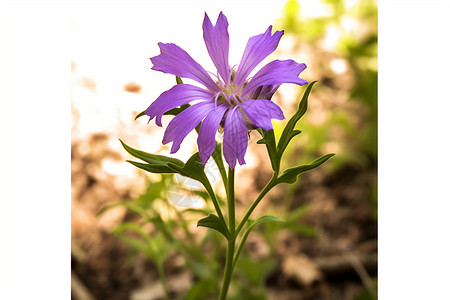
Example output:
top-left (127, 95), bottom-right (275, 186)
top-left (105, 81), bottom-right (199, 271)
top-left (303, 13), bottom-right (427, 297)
top-left (146, 12), bottom-right (308, 168)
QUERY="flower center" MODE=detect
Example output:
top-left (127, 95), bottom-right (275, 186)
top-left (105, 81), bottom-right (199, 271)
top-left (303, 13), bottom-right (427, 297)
top-left (214, 82), bottom-right (243, 107)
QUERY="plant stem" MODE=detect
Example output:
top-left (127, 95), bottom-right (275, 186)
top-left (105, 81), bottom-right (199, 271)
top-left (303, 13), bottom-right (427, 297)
top-left (227, 167), bottom-right (235, 236)
top-left (203, 180), bottom-right (228, 235)
top-left (156, 261), bottom-right (170, 300)
top-left (212, 144), bottom-right (228, 191)
top-left (218, 167), bottom-right (236, 300)
top-left (235, 174), bottom-right (277, 235)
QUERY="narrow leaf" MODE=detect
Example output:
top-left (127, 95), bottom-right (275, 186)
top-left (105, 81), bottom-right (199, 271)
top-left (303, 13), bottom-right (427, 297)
top-left (277, 81), bottom-right (317, 158)
top-left (167, 152), bottom-right (209, 184)
top-left (197, 214), bottom-right (230, 240)
top-left (113, 223), bottom-right (153, 245)
top-left (285, 223), bottom-right (317, 236)
top-left (257, 129), bottom-right (280, 173)
top-left (120, 139), bottom-right (184, 167)
top-left (97, 201), bottom-right (151, 220)
top-left (176, 76), bottom-right (183, 85)
top-left (126, 160), bottom-right (177, 174)
top-left (164, 103), bottom-right (190, 116)
top-left (135, 110), bottom-right (147, 120)
top-left (247, 215), bottom-right (284, 231)
top-left (119, 236), bottom-right (154, 258)
top-left (233, 215), bottom-right (284, 269)
top-left (285, 204), bottom-right (310, 223)
top-left (276, 153), bottom-right (335, 184)
top-left (211, 143), bottom-right (227, 187)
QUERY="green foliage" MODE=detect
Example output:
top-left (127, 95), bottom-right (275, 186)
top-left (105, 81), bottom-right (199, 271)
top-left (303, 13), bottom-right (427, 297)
top-left (277, 81), bottom-right (316, 159)
top-left (166, 152), bottom-right (209, 186)
top-left (197, 214), bottom-right (230, 240)
top-left (276, 153), bottom-right (335, 184)
top-left (120, 139), bottom-right (184, 174)
top-left (134, 110), bottom-right (146, 120)
top-left (257, 81), bottom-right (333, 180)
top-left (99, 172), bottom-right (224, 300)
top-left (231, 257), bottom-right (277, 300)
top-left (278, 0), bottom-right (378, 169)
top-left (233, 215), bottom-right (284, 270)
top-left (256, 129), bottom-right (279, 173)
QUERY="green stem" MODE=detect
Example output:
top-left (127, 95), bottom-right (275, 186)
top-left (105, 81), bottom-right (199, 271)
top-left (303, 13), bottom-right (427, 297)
top-left (235, 174), bottom-right (277, 236)
top-left (218, 167), bottom-right (236, 300)
top-left (227, 167), bottom-right (235, 236)
top-left (219, 238), bottom-right (235, 300)
top-left (212, 144), bottom-right (228, 192)
top-left (232, 226), bottom-right (252, 271)
top-left (156, 261), bottom-right (170, 300)
top-left (203, 180), bottom-right (228, 235)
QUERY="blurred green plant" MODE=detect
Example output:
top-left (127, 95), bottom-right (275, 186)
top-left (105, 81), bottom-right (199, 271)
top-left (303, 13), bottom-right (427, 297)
top-left (98, 174), bottom-right (223, 300)
top-left (277, 0), bottom-right (377, 170)
top-left (275, 2), bottom-right (378, 298)
top-left (99, 172), bottom-right (319, 299)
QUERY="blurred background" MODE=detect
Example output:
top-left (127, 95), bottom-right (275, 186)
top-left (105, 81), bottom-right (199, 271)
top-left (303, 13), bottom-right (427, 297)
top-left (71, 0), bottom-right (378, 299)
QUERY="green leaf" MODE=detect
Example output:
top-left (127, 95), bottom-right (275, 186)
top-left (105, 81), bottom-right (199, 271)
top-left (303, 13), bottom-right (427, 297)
top-left (164, 103), bottom-right (190, 116)
top-left (247, 215), bottom-right (284, 232)
top-left (120, 139), bottom-right (184, 166)
top-left (184, 277), bottom-right (217, 300)
top-left (134, 110), bottom-right (147, 120)
top-left (197, 214), bottom-right (230, 240)
top-left (186, 189), bottom-right (211, 203)
top-left (233, 215), bottom-right (284, 269)
top-left (211, 143), bottom-right (227, 187)
top-left (284, 223), bottom-right (317, 236)
top-left (97, 201), bottom-right (152, 220)
top-left (126, 160), bottom-right (177, 174)
top-left (285, 204), bottom-right (310, 223)
top-left (176, 76), bottom-right (183, 85)
top-left (182, 207), bottom-right (212, 216)
top-left (167, 152), bottom-right (209, 185)
top-left (257, 129), bottom-right (280, 173)
top-left (113, 222), bottom-right (151, 240)
top-left (277, 81), bottom-right (317, 158)
top-left (119, 236), bottom-right (154, 258)
top-left (276, 153), bottom-right (335, 184)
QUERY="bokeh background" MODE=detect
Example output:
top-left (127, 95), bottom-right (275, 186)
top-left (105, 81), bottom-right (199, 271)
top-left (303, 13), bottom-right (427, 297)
top-left (70, 0), bottom-right (378, 299)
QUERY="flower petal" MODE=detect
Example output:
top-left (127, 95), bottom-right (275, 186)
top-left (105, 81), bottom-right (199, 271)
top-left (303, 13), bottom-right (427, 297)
top-left (151, 42), bottom-right (219, 92)
top-left (240, 99), bottom-right (285, 131)
top-left (203, 12), bottom-right (231, 85)
top-left (223, 107), bottom-right (248, 168)
top-left (146, 84), bottom-right (214, 126)
top-left (242, 60), bottom-right (308, 99)
top-left (233, 26), bottom-right (284, 86)
top-left (162, 101), bottom-right (216, 153)
top-left (197, 105), bottom-right (229, 165)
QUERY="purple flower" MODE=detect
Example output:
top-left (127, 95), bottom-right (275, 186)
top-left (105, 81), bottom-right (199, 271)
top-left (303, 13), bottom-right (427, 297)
top-left (146, 12), bottom-right (308, 169)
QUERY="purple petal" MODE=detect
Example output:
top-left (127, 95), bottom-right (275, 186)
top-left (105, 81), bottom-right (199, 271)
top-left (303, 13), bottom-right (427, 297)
top-left (145, 84), bottom-right (214, 126)
top-left (223, 107), bottom-right (248, 168)
top-left (162, 101), bottom-right (216, 153)
top-left (242, 60), bottom-right (308, 99)
top-left (203, 12), bottom-right (231, 85)
top-left (197, 105), bottom-right (229, 165)
top-left (233, 26), bottom-right (284, 86)
top-left (240, 99), bottom-right (285, 131)
top-left (151, 43), bottom-right (220, 92)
